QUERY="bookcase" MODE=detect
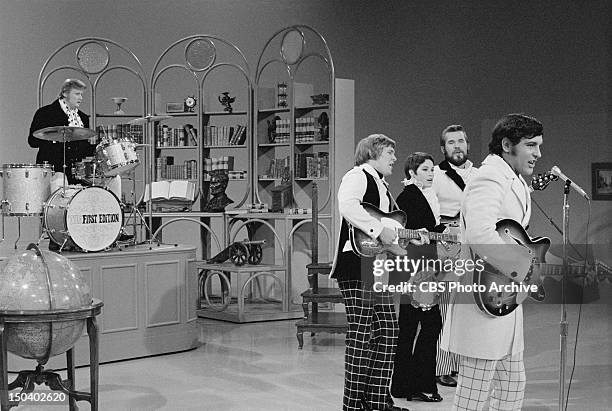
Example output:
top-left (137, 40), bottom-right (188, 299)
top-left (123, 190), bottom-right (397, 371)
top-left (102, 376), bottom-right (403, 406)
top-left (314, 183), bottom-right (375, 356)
top-left (150, 35), bottom-right (252, 214)
top-left (36, 37), bottom-right (149, 240)
top-left (252, 26), bottom-right (355, 313)
top-left (32, 29), bottom-right (354, 323)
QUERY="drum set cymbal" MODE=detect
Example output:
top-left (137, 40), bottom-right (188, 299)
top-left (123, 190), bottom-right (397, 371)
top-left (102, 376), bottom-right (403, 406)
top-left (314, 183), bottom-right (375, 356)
top-left (33, 126), bottom-right (96, 142)
top-left (128, 114), bottom-right (171, 126)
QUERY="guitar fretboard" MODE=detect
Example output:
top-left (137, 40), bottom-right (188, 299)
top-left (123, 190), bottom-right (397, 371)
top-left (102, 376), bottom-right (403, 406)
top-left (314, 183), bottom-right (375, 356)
top-left (397, 229), bottom-right (459, 243)
top-left (538, 263), bottom-right (586, 277)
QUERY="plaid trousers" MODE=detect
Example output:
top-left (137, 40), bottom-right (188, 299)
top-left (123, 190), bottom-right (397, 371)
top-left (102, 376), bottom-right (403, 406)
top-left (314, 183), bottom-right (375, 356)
top-left (453, 352), bottom-right (525, 411)
top-left (339, 280), bottom-right (399, 411)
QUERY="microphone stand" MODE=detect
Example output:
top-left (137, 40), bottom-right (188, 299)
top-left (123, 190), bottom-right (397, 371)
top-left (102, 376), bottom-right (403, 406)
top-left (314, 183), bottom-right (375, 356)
top-left (558, 180), bottom-right (571, 411)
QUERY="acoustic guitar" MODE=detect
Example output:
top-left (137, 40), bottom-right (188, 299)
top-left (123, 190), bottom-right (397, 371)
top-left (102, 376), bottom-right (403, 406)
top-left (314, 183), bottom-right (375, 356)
top-left (348, 202), bottom-right (460, 258)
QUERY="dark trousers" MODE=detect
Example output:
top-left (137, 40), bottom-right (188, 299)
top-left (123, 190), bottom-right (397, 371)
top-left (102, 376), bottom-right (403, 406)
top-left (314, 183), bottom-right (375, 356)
top-left (391, 303), bottom-right (442, 397)
top-left (339, 280), bottom-right (398, 411)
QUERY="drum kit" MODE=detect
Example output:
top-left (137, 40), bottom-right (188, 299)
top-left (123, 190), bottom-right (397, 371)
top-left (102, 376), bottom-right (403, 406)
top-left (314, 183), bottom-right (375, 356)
top-left (0, 115), bottom-right (170, 252)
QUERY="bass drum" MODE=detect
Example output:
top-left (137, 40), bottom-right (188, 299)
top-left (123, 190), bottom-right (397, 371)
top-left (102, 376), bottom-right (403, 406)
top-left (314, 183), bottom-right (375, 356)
top-left (44, 186), bottom-right (123, 252)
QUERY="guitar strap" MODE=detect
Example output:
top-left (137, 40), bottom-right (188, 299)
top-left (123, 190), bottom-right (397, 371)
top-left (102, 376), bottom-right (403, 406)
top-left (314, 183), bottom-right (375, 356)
top-left (439, 160), bottom-right (466, 191)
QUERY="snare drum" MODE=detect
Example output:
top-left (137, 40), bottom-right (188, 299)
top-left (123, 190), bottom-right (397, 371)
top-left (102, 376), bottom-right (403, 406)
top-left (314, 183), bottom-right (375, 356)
top-left (1, 163), bottom-right (52, 215)
top-left (95, 137), bottom-right (139, 176)
top-left (44, 186), bottom-right (123, 252)
top-left (72, 157), bottom-right (101, 183)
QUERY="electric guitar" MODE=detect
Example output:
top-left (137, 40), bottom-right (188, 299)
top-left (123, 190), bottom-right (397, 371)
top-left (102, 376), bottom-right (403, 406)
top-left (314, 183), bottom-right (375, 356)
top-left (530, 170), bottom-right (558, 191)
top-left (348, 202), bottom-right (461, 257)
top-left (473, 219), bottom-right (612, 317)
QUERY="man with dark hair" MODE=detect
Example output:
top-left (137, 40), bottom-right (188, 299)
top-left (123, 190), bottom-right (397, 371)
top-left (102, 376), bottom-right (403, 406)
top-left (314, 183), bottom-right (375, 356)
top-left (28, 78), bottom-right (94, 184)
top-left (432, 124), bottom-right (478, 388)
top-left (441, 114), bottom-right (543, 410)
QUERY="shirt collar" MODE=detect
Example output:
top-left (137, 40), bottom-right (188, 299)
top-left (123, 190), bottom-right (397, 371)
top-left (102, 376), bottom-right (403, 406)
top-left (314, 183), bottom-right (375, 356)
top-left (361, 163), bottom-right (387, 185)
top-left (59, 98), bottom-right (78, 115)
top-left (449, 159), bottom-right (473, 171)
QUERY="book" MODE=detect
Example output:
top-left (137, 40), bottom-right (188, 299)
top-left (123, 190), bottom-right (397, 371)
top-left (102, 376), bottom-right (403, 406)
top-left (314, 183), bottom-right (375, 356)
top-left (143, 180), bottom-right (196, 202)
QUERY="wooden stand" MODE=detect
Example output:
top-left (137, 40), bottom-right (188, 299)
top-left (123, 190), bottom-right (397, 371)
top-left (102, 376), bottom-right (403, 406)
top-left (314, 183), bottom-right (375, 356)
top-left (0, 300), bottom-right (103, 411)
top-left (196, 262), bottom-right (300, 323)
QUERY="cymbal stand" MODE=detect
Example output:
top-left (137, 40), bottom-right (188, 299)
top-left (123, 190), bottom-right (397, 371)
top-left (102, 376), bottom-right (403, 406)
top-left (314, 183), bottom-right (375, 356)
top-left (0, 211), bottom-right (5, 245)
top-left (122, 172), bottom-right (151, 245)
top-left (61, 128), bottom-right (67, 193)
top-left (13, 217), bottom-right (22, 249)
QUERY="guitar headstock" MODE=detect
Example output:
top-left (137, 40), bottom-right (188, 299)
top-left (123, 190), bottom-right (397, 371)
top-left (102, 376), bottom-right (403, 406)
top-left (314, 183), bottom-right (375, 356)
top-left (531, 171), bottom-right (559, 191)
top-left (594, 259), bottom-right (612, 284)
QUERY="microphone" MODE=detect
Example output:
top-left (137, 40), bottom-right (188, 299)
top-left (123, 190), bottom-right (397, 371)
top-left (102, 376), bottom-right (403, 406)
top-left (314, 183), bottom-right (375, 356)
top-left (550, 166), bottom-right (590, 200)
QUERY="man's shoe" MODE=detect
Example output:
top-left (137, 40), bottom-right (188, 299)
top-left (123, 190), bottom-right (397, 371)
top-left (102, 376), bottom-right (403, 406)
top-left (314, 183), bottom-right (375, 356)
top-left (436, 374), bottom-right (457, 387)
top-left (408, 392), bottom-right (442, 402)
top-left (360, 397), bottom-right (409, 411)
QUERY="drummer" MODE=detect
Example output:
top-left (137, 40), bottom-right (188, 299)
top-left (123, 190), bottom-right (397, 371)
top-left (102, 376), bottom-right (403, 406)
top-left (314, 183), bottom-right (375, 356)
top-left (28, 78), bottom-right (94, 185)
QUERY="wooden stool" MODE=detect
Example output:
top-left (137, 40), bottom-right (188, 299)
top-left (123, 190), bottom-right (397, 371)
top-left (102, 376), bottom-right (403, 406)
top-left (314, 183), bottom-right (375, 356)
top-left (295, 262), bottom-right (347, 348)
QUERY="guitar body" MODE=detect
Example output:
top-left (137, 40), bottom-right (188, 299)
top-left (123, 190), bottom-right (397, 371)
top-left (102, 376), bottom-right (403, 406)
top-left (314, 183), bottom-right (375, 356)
top-left (473, 219), bottom-right (550, 317)
top-left (349, 203), bottom-right (408, 257)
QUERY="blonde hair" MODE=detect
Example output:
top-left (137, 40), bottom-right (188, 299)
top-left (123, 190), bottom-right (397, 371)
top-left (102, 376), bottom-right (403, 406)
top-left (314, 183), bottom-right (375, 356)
top-left (59, 78), bottom-right (87, 98)
top-left (354, 134), bottom-right (396, 166)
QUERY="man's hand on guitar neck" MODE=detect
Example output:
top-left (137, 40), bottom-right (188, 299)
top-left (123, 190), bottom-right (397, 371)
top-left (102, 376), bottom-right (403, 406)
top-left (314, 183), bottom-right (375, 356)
top-left (410, 228), bottom-right (430, 246)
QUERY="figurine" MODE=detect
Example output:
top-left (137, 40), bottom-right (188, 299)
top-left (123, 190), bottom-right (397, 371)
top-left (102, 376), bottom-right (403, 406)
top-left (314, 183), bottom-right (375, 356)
top-left (203, 169), bottom-right (233, 212)
top-left (318, 111), bottom-right (329, 141)
top-left (218, 92), bottom-right (235, 113)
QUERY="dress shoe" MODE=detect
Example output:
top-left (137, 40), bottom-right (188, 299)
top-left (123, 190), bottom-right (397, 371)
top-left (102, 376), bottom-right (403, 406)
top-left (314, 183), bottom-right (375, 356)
top-left (408, 392), bottom-right (443, 402)
top-left (360, 397), bottom-right (409, 411)
top-left (436, 374), bottom-right (457, 387)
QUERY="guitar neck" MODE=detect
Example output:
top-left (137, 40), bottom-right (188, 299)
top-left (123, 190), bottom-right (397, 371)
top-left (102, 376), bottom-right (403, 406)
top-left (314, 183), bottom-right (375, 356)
top-left (398, 228), bottom-right (458, 243)
top-left (538, 263), bottom-right (586, 277)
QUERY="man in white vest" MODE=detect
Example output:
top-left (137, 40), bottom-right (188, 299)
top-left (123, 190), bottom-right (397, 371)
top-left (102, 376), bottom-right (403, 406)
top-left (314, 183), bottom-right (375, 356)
top-left (432, 124), bottom-right (478, 388)
top-left (441, 114), bottom-right (544, 410)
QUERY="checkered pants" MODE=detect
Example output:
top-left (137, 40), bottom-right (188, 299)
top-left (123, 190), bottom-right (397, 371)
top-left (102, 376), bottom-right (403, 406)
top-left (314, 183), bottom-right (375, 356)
top-left (339, 280), bottom-right (399, 411)
top-left (453, 352), bottom-right (525, 411)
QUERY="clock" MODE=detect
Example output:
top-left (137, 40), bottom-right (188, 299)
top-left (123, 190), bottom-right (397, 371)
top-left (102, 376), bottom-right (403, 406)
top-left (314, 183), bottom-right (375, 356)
top-left (184, 96), bottom-right (197, 112)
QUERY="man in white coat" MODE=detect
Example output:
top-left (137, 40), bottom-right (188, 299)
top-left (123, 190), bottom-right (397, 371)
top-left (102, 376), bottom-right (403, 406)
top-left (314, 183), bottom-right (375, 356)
top-left (441, 113), bottom-right (544, 410)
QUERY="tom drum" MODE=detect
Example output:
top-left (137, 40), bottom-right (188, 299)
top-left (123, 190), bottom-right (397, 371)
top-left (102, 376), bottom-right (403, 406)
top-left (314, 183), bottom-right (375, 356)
top-left (1, 163), bottom-right (52, 215)
top-left (95, 137), bottom-right (139, 176)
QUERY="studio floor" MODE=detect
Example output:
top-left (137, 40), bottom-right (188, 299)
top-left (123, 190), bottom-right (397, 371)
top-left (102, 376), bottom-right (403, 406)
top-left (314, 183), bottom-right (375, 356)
top-left (10, 299), bottom-right (612, 410)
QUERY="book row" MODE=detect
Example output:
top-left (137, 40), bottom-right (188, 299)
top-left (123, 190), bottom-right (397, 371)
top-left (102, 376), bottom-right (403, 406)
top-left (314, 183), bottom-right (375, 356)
top-left (203, 125), bottom-right (247, 147)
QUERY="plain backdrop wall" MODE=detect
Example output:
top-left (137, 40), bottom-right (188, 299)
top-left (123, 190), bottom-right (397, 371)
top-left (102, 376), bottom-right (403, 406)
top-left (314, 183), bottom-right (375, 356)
top-left (0, 0), bottom-right (610, 258)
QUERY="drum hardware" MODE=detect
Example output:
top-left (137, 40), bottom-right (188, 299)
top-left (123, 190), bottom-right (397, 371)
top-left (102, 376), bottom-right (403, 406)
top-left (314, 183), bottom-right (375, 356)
top-left (127, 114), bottom-right (171, 126)
top-left (32, 126), bottom-right (96, 193)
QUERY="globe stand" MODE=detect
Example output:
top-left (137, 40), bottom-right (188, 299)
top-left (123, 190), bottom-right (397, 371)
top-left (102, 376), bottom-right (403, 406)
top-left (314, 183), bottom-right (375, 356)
top-left (0, 299), bottom-right (103, 411)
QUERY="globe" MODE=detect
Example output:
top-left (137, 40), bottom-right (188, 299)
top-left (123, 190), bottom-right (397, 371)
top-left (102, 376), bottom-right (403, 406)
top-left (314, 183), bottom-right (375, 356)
top-left (0, 244), bottom-right (92, 364)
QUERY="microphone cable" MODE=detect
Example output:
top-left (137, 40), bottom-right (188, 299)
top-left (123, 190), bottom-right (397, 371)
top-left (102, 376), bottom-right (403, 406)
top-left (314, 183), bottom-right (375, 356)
top-left (565, 198), bottom-right (591, 411)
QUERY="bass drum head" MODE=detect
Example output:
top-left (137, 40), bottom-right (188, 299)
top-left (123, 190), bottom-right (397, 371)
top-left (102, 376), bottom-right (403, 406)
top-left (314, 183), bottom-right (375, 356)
top-left (65, 186), bottom-right (123, 251)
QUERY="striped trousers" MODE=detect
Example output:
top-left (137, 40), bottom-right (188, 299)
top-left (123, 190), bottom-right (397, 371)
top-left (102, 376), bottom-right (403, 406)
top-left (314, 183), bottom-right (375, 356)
top-left (436, 289), bottom-right (459, 376)
top-left (453, 352), bottom-right (525, 411)
top-left (339, 280), bottom-right (399, 411)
